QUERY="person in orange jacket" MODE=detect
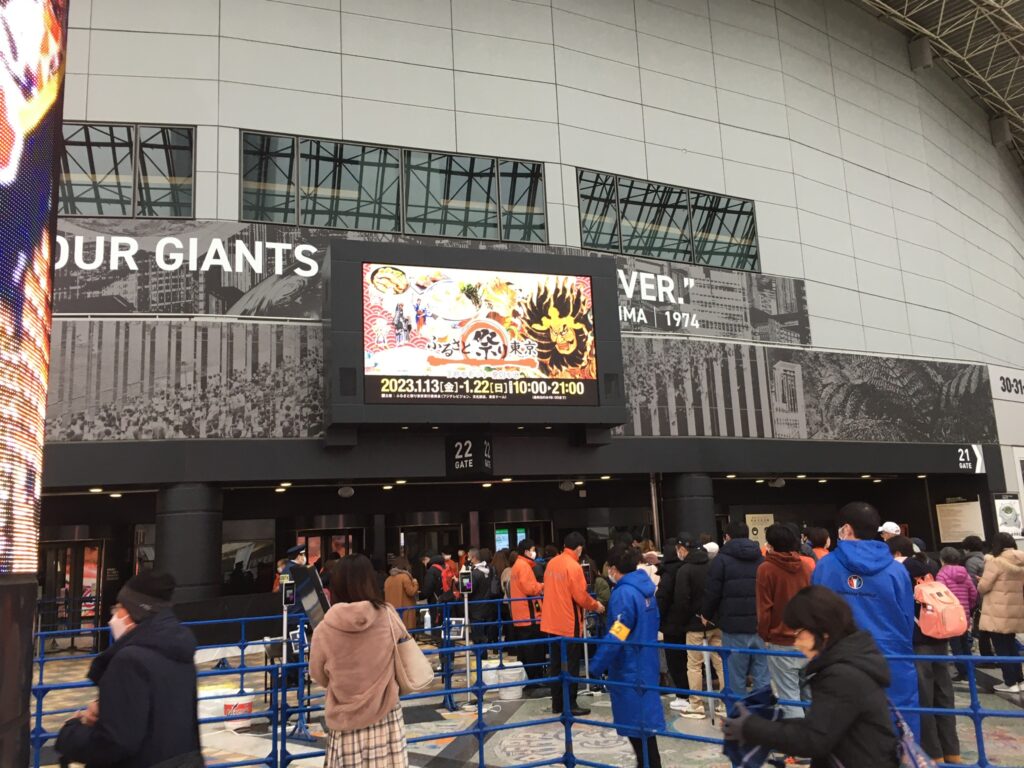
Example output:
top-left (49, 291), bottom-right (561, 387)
top-left (540, 532), bottom-right (605, 715)
top-left (510, 539), bottom-right (546, 690)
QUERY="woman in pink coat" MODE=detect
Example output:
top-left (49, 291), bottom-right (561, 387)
top-left (937, 547), bottom-right (979, 681)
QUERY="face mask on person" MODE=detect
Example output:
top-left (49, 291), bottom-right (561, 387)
top-left (109, 611), bottom-right (133, 641)
top-left (443, 554), bottom-right (451, 561)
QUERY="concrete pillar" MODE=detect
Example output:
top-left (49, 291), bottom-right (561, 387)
top-left (0, 575), bottom-right (36, 766)
top-left (156, 483), bottom-right (222, 602)
top-left (661, 473), bottom-right (716, 541)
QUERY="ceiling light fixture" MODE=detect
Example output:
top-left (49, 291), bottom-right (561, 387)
top-left (796, 474), bottom-right (807, 479)
top-left (337, 486), bottom-right (355, 498)
top-left (726, 474), bottom-right (736, 479)
top-left (482, 482), bottom-right (492, 488)
top-left (600, 475), bottom-right (611, 480)
top-left (89, 487), bottom-right (103, 493)
top-left (395, 480), bottom-right (407, 485)
top-left (431, 426), bottom-right (438, 431)
top-left (917, 474), bottom-right (927, 479)
top-left (818, 479), bottom-right (828, 484)
top-left (501, 477), bottom-right (512, 483)
top-left (401, 426), bottom-right (409, 430)
top-left (109, 493), bottom-right (122, 499)
top-left (574, 480), bottom-right (584, 486)
top-left (873, 479), bottom-right (882, 484)
top-left (517, 426), bottom-right (525, 430)
top-left (274, 487), bottom-right (286, 493)
top-left (861, 474), bottom-right (871, 479)
top-left (279, 481), bottom-right (292, 487)
top-left (383, 485), bottom-right (394, 491)
top-left (755, 479), bottom-right (765, 484)
top-left (544, 425), bottom-right (552, 430)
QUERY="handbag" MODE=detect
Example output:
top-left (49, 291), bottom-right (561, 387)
top-left (829, 703), bottom-right (937, 768)
top-left (387, 607), bottom-right (434, 694)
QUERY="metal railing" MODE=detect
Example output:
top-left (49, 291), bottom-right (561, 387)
top-left (29, 596), bottom-right (1024, 768)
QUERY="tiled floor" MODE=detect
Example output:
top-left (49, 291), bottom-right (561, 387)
top-left (35, 646), bottom-right (1024, 768)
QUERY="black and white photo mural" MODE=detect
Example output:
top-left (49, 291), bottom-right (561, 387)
top-left (618, 336), bottom-right (998, 444)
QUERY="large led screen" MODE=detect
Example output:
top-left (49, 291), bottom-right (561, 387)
top-left (0, 1), bottom-right (67, 574)
top-left (363, 263), bottom-right (599, 405)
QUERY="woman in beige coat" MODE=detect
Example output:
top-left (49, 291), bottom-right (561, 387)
top-left (310, 554), bottom-right (409, 767)
top-left (384, 556), bottom-right (420, 631)
top-left (977, 533), bottom-right (1024, 693)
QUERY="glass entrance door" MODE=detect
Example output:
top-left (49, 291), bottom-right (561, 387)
top-left (400, 524), bottom-right (463, 583)
top-left (38, 540), bottom-right (104, 648)
top-left (296, 529), bottom-right (365, 568)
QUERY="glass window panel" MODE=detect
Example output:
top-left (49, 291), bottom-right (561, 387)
top-left (59, 124), bottom-right (135, 216)
top-left (135, 126), bottom-right (194, 218)
top-left (299, 140), bottom-right (400, 231)
top-left (577, 170), bottom-right (620, 250)
top-left (499, 160), bottom-right (546, 242)
top-left (241, 132), bottom-right (296, 223)
top-left (689, 192), bottom-right (759, 271)
top-left (404, 151), bottom-right (499, 239)
top-left (618, 178), bottom-right (692, 261)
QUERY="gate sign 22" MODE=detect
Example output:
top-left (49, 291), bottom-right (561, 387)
top-left (445, 435), bottom-right (494, 479)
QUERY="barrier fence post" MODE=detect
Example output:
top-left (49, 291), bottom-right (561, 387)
top-left (560, 638), bottom-right (576, 767)
top-left (441, 602), bottom-right (457, 712)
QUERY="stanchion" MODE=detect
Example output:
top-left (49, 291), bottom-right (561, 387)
top-left (459, 586), bottom-right (496, 713)
top-left (579, 612), bottom-right (601, 698)
top-left (703, 635), bottom-right (717, 726)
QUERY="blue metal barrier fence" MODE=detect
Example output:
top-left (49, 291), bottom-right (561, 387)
top-left (29, 596), bottom-right (1024, 768)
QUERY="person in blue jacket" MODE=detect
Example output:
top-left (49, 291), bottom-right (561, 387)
top-left (812, 501), bottom-right (920, 739)
top-left (590, 545), bottom-right (665, 767)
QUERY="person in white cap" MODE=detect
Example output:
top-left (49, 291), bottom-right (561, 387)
top-left (878, 521), bottom-right (901, 541)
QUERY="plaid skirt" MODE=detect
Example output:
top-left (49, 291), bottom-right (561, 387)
top-left (325, 704), bottom-right (408, 768)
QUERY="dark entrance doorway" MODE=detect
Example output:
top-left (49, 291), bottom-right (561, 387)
top-left (38, 540), bottom-right (104, 649)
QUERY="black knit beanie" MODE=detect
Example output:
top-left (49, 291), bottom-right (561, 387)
top-left (117, 570), bottom-right (176, 622)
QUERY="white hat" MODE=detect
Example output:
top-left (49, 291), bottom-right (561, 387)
top-left (878, 521), bottom-right (901, 536)
top-left (704, 541), bottom-right (720, 558)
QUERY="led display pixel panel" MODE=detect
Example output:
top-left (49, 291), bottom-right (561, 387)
top-left (363, 263), bottom-right (598, 405)
top-left (0, 1), bottom-right (67, 574)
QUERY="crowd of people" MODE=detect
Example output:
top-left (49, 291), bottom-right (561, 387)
top-left (54, 506), bottom-right (1023, 768)
top-left (46, 356), bottom-right (324, 441)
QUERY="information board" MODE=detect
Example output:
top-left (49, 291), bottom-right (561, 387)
top-left (363, 263), bottom-right (598, 405)
top-left (935, 501), bottom-right (986, 543)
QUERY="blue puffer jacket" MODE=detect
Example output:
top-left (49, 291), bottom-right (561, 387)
top-left (589, 569), bottom-right (666, 737)
top-left (812, 539), bottom-right (920, 740)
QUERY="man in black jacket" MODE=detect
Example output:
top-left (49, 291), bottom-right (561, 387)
top-left (468, 547), bottom-right (498, 649)
top-left (666, 533), bottom-right (725, 718)
top-left (701, 521), bottom-right (768, 698)
top-left (56, 571), bottom-right (201, 768)
top-left (420, 552), bottom-right (449, 641)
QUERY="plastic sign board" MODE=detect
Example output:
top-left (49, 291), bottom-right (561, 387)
top-left (994, 494), bottom-right (1022, 536)
top-left (745, 513), bottom-right (775, 546)
top-left (935, 501), bottom-right (986, 543)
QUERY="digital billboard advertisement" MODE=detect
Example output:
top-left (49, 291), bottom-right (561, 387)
top-left (1, 0), bottom-right (67, 575)
top-left (362, 263), bottom-right (599, 405)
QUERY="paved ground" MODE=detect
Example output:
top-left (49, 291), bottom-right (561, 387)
top-left (34, 641), bottom-right (1024, 767)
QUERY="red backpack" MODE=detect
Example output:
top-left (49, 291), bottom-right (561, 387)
top-left (914, 574), bottom-right (968, 639)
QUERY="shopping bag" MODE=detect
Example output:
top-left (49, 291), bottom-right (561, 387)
top-left (722, 686), bottom-right (784, 768)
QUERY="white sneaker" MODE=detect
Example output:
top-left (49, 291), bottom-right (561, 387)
top-left (993, 682), bottom-right (1022, 694)
top-left (669, 698), bottom-right (705, 717)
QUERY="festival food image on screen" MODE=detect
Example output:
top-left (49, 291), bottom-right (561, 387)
top-left (0, 0), bottom-right (66, 574)
top-left (363, 263), bottom-right (599, 405)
